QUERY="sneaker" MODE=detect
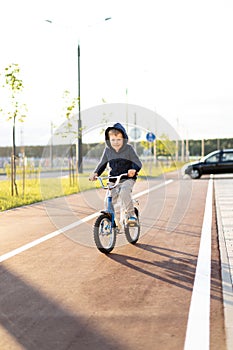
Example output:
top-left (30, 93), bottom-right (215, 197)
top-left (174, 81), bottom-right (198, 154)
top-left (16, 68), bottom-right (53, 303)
top-left (127, 216), bottom-right (138, 226)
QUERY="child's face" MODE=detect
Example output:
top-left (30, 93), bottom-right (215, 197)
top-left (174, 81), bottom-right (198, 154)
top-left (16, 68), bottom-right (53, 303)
top-left (109, 132), bottom-right (124, 152)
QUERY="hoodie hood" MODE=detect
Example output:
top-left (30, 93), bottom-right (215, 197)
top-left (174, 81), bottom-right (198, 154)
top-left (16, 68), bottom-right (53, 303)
top-left (105, 122), bottom-right (128, 148)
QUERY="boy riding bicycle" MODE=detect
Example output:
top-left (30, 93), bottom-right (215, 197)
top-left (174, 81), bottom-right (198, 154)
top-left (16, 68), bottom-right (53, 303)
top-left (89, 122), bottom-right (142, 225)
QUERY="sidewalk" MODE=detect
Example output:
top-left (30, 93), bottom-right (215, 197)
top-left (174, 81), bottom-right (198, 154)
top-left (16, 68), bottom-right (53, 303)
top-left (214, 175), bottom-right (233, 350)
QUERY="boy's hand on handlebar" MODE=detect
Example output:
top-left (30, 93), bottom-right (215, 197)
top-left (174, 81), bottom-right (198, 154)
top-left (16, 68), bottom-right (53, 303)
top-left (89, 173), bottom-right (98, 181)
top-left (127, 169), bottom-right (136, 177)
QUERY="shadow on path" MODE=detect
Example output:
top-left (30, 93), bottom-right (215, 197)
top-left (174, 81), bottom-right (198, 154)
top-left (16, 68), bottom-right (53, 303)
top-left (0, 265), bottom-right (122, 350)
top-left (108, 243), bottom-right (231, 305)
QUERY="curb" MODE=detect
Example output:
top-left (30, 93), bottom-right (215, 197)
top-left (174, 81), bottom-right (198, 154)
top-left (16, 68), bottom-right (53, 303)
top-left (215, 181), bottom-right (233, 350)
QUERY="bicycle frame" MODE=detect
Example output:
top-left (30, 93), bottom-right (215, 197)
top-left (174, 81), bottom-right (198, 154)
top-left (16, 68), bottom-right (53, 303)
top-left (105, 188), bottom-right (115, 228)
top-left (97, 173), bottom-right (128, 228)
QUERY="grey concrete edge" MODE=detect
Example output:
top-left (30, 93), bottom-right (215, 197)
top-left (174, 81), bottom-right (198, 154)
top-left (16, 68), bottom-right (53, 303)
top-left (215, 183), bottom-right (233, 350)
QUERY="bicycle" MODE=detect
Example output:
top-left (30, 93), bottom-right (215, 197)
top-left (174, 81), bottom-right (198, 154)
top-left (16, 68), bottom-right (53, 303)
top-left (93, 173), bottom-right (140, 254)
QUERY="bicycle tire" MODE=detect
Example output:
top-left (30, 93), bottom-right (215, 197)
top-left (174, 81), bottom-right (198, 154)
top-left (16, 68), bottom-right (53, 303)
top-left (124, 207), bottom-right (140, 244)
top-left (93, 214), bottom-right (116, 254)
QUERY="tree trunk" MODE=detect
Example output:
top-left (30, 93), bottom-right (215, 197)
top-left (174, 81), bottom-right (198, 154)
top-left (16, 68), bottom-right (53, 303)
top-left (69, 145), bottom-right (75, 187)
top-left (12, 114), bottom-right (18, 196)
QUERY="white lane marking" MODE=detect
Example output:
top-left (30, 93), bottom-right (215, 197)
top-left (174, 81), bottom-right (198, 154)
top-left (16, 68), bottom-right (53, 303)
top-left (184, 178), bottom-right (213, 350)
top-left (0, 179), bottom-right (173, 262)
top-left (133, 179), bottom-right (173, 199)
top-left (0, 212), bottom-right (99, 263)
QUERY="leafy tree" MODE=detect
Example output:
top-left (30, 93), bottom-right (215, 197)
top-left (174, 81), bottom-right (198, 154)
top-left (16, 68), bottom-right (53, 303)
top-left (0, 63), bottom-right (27, 195)
top-left (61, 90), bottom-right (79, 185)
top-left (159, 134), bottom-right (176, 157)
top-left (140, 140), bottom-right (151, 151)
top-left (141, 134), bottom-right (176, 158)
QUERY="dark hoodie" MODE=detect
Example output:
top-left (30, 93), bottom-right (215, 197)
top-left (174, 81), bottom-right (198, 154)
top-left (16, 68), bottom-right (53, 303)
top-left (94, 122), bottom-right (142, 181)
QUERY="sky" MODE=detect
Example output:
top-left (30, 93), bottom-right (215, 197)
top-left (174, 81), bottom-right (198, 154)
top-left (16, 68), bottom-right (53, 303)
top-left (0, 0), bottom-right (233, 146)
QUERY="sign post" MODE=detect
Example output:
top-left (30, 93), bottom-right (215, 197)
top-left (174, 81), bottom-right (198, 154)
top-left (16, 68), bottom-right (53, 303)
top-left (146, 132), bottom-right (157, 173)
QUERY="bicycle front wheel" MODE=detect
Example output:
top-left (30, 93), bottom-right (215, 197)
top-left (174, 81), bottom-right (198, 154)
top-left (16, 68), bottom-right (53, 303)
top-left (93, 214), bottom-right (116, 254)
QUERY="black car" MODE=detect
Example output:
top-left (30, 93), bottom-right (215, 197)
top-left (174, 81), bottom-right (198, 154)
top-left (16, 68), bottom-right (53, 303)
top-left (183, 149), bottom-right (233, 179)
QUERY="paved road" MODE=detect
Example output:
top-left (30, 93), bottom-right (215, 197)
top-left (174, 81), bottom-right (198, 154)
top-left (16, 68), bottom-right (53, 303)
top-left (0, 172), bottom-right (231, 349)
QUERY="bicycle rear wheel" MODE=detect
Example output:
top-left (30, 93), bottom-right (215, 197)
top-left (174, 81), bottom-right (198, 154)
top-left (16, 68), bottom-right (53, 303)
top-left (124, 207), bottom-right (140, 244)
top-left (93, 214), bottom-right (116, 254)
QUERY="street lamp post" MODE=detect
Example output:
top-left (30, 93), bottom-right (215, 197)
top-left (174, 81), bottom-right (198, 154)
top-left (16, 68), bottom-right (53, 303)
top-left (77, 41), bottom-right (82, 173)
top-left (77, 17), bottom-right (111, 173)
top-left (45, 17), bottom-right (111, 174)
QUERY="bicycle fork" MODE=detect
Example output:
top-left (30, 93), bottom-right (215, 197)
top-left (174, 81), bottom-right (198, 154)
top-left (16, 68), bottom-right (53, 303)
top-left (100, 189), bottom-right (115, 228)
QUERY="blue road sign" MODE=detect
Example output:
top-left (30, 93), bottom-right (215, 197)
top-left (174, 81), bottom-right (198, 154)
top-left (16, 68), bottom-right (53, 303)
top-left (146, 132), bottom-right (156, 142)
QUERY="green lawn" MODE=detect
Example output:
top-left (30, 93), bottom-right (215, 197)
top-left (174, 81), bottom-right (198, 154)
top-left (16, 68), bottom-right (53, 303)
top-left (0, 175), bottom-right (94, 211)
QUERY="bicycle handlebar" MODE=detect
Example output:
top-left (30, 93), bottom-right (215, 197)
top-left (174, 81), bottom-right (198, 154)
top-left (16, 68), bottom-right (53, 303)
top-left (97, 173), bottom-right (128, 189)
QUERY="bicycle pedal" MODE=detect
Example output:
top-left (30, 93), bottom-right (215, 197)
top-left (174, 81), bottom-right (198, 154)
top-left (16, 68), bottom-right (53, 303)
top-left (116, 228), bottom-right (123, 234)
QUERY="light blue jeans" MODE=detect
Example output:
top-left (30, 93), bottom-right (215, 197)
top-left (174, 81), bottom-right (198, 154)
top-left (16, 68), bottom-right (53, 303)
top-left (105, 179), bottom-right (135, 218)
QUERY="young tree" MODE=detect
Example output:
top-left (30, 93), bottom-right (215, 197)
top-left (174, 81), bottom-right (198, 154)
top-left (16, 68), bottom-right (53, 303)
top-left (61, 90), bottom-right (79, 186)
top-left (1, 63), bottom-right (27, 195)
